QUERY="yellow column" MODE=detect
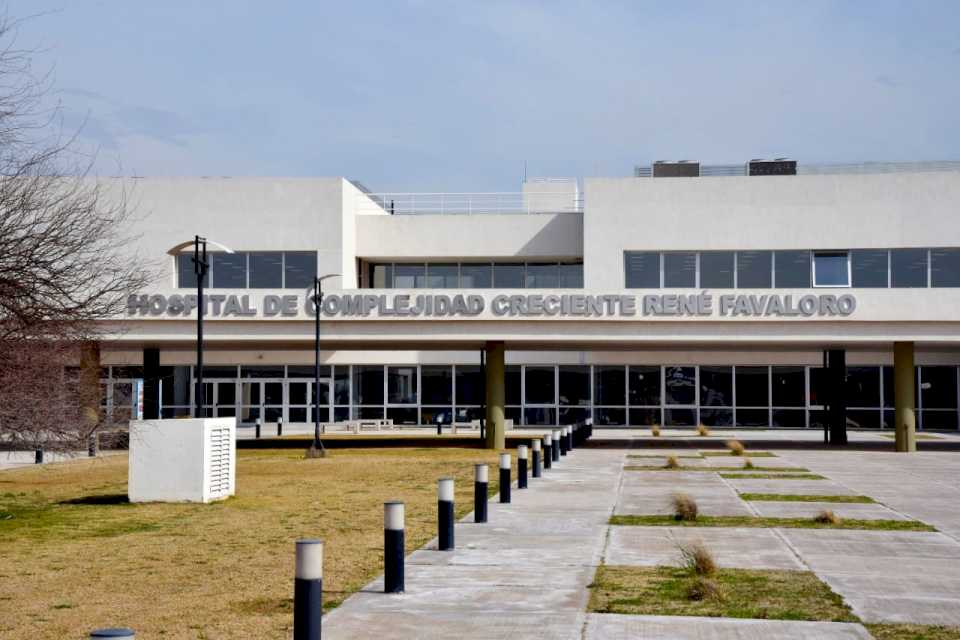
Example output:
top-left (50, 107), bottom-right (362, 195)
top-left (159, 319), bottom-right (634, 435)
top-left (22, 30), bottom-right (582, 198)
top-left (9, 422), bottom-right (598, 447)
top-left (484, 341), bottom-right (505, 450)
top-left (893, 341), bottom-right (916, 452)
top-left (79, 341), bottom-right (102, 433)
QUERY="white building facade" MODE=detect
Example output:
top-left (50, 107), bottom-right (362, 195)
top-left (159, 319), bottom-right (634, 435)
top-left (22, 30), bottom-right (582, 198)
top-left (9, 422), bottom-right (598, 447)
top-left (97, 162), bottom-right (960, 439)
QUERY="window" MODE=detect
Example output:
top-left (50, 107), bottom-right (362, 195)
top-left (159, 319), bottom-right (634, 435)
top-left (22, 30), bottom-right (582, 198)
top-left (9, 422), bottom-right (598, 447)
top-left (455, 366), bottom-right (483, 405)
top-left (664, 366), bottom-right (696, 405)
top-left (558, 263), bottom-right (584, 288)
top-left (505, 365), bottom-right (521, 405)
top-left (699, 366), bottom-right (732, 407)
top-left (594, 366), bottom-right (626, 405)
top-left (249, 252), bottom-right (283, 288)
top-left (851, 250), bottom-right (888, 288)
top-left (372, 264), bottom-right (393, 288)
top-left (283, 252), bottom-right (317, 289)
top-left (426, 264), bottom-right (459, 288)
top-left (663, 252), bottom-right (697, 288)
top-left (212, 253), bottom-right (246, 288)
top-left (394, 264), bottom-right (426, 288)
top-left (525, 263), bottom-right (559, 288)
top-left (774, 251), bottom-right (811, 288)
top-left (421, 366), bottom-right (452, 404)
top-left (177, 254), bottom-right (207, 288)
top-left (891, 249), bottom-right (928, 288)
top-left (736, 251), bottom-right (772, 288)
top-left (460, 264), bottom-right (492, 288)
top-left (387, 366), bottom-right (417, 404)
top-left (771, 366), bottom-right (805, 407)
top-left (524, 366), bottom-right (555, 405)
top-left (847, 367), bottom-right (881, 407)
top-left (699, 252), bottom-right (735, 288)
top-left (628, 366), bottom-right (661, 405)
top-left (352, 365), bottom-right (383, 405)
top-left (624, 251), bottom-right (660, 288)
top-left (931, 249), bottom-right (960, 287)
top-left (558, 366), bottom-right (590, 406)
top-left (494, 263), bottom-right (525, 288)
top-left (812, 251), bottom-right (849, 287)
top-left (736, 366), bottom-right (768, 407)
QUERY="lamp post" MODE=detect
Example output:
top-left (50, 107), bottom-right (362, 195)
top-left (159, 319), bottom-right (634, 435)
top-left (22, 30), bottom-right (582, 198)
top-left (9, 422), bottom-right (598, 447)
top-left (313, 274), bottom-right (340, 451)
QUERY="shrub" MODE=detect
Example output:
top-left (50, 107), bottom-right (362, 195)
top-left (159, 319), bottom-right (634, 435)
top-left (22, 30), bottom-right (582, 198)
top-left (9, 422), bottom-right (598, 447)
top-left (672, 492), bottom-right (699, 522)
top-left (726, 440), bottom-right (745, 456)
top-left (687, 576), bottom-right (723, 601)
top-left (679, 541), bottom-right (716, 576)
top-left (813, 509), bottom-right (842, 525)
top-left (651, 425), bottom-right (661, 437)
top-left (743, 458), bottom-right (755, 470)
top-left (665, 455), bottom-right (680, 469)
top-left (696, 424), bottom-right (710, 437)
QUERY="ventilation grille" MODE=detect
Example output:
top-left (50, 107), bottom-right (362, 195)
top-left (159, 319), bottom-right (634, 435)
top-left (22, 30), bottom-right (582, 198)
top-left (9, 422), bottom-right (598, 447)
top-left (208, 426), bottom-right (233, 498)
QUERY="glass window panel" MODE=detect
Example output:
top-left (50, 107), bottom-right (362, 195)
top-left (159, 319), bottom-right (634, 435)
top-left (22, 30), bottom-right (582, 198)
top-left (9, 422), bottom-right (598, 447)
top-left (847, 367), bottom-right (881, 407)
top-left (931, 249), bottom-right (960, 287)
top-left (700, 408), bottom-right (734, 427)
top-left (922, 410), bottom-right (958, 429)
top-left (287, 383), bottom-right (307, 405)
top-left (772, 409), bottom-right (805, 428)
top-left (558, 366), bottom-right (590, 406)
top-left (664, 366), bottom-right (696, 405)
top-left (736, 366), bottom-right (769, 407)
top-left (212, 252), bottom-right (247, 288)
top-left (311, 381), bottom-right (330, 406)
top-left (216, 406), bottom-right (236, 418)
top-left (594, 407), bottom-right (626, 425)
top-left (851, 250), bottom-right (889, 287)
top-left (494, 263), bottom-right (525, 288)
top-left (810, 366), bottom-right (827, 407)
top-left (387, 366), bottom-right (417, 404)
top-left (249, 252), bottom-right (283, 288)
top-left (624, 251), bottom-right (660, 288)
top-left (524, 407), bottom-right (556, 425)
top-left (558, 263), bottom-right (584, 288)
top-left (559, 406), bottom-right (590, 425)
top-left (421, 366), bottom-right (453, 404)
top-left (332, 406), bottom-right (350, 421)
top-left (352, 365), bottom-right (383, 405)
top-left (217, 382), bottom-right (236, 406)
top-left (891, 249), bottom-right (928, 288)
top-left (664, 408), bottom-right (696, 426)
top-left (921, 366), bottom-right (958, 409)
top-left (736, 251), bottom-right (772, 288)
top-left (178, 254), bottom-right (207, 288)
top-left (594, 366), bottom-right (626, 405)
top-left (355, 406), bottom-right (384, 419)
top-left (813, 252), bottom-right (849, 287)
top-left (460, 264), bottom-right (492, 288)
top-left (525, 366), bottom-right (556, 405)
top-left (284, 252), bottom-right (317, 289)
top-left (240, 366), bottom-right (284, 378)
top-left (420, 406), bottom-right (452, 425)
top-left (393, 264), bottom-right (426, 288)
top-left (772, 366), bottom-right (805, 407)
top-left (525, 263), bottom-right (559, 288)
top-left (114, 383), bottom-right (133, 408)
top-left (505, 366), bottom-right (522, 405)
top-left (699, 252), bottom-right (735, 288)
top-left (736, 409), bottom-right (768, 427)
top-left (372, 263), bottom-right (393, 288)
top-left (334, 366), bottom-right (350, 405)
top-left (455, 366), bottom-right (483, 405)
top-left (505, 406), bottom-right (522, 424)
top-left (426, 264), bottom-right (459, 288)
top-left (629, 407), bottom-right (661, 426)
top-left (663, 252), bottom-right (697, 288)
top-left (263, 382), bottom-right (283, 405)
top-left (387, 407), bottom-right (418, 425)
top-left (699, 366), bottom-right (733, 407)
top-left (456, 407), bottom-right (484, 422)
top-left (628, 366), bottom-right (661, 406)
top-left (774, 251), bottom-right (811, 288)
top-left (201, 366), bottom-right (236, 378)
top-left (847, 409), bottom-right (881, 429)
top-left (287, 365), bottom-right (331, 378)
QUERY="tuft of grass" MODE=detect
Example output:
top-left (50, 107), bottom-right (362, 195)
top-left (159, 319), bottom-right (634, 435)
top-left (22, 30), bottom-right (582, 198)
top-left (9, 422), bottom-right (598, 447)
top-left (720, 472), bottom-right (824, 480)
top-left (726, 440), bottom-right (745, 456)
top-left (651, 425), bottom-right (661, 437)
top-left (679, 542), bottom-right (716, 576)
top-left (696, 424), bottom-right (710, 437)
top-left (739, 493), bottom-right (875, 504)
top-left (866, 623), bottom-right (960, 640)
top-left (813, 510), bottom-right (842, 525)
top-left (588, 565), bottom-right (857, 622)
top-left (664, 455), bottom-right (680, 469)
top-left (609, 514), bottom-right (935, 531)
top-left (672, 493), bottom-right (699, 522)
top-left (687, 576), bottom-right (723, 602)
top-left (743, 459), bottom-right (755, 470)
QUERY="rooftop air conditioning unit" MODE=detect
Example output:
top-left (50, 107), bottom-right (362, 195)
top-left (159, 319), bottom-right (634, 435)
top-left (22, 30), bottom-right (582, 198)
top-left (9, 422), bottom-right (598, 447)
top-left (652, 160), bottom-right (700, 177)
top-left (748, 158), bottom-right (797, 176)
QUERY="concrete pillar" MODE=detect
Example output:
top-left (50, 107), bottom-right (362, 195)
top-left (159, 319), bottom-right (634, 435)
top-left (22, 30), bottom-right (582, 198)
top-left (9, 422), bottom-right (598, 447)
top-left (484, 341), bottom-right (505, 450)
top-left (79, 342), bottom-right (101, 433)
top-left (894, 341), bottom-right (917, 453)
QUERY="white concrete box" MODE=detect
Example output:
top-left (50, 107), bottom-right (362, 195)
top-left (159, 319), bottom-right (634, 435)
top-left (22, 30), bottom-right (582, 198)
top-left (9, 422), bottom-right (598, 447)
top-left (128, 418), bottom-right (236, 503)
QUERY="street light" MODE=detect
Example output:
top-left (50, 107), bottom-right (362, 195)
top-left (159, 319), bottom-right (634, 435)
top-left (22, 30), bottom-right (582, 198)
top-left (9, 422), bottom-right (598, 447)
top-left (170, 236), bottom-right (235, 418)
top-left (312, 273), bottom-right (340, 452)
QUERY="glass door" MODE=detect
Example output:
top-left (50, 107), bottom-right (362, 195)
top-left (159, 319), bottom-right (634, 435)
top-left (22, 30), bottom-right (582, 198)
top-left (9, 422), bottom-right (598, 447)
top-left (239, 379), bottom-right (284, 424)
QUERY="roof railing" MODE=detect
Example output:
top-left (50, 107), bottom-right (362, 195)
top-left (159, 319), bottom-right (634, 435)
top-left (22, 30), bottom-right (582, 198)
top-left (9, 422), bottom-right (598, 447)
top-left (356, 192), bottom-right (583, 215)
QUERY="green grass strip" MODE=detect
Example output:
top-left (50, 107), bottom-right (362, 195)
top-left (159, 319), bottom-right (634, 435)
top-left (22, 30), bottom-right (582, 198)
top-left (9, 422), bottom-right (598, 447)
top-left (609, 514), bottom-right (934, 531)
top-left (739, 493), bottom-right (875, 504)
top-left (866, 623), bottom-right (960, 640)
top-left (702, 451), bottom-right (777, 458)
top-left (626, 465), bottom-right (809, 472)
top-left (720, 472), bottom-right (825, 480)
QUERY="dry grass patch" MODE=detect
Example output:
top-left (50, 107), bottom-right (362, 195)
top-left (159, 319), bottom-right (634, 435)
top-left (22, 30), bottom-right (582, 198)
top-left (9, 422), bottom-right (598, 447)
top-left (726, 439), bottom-right (746, 456)
top-left (813, 510), bottom-right (842, 525)
top-left (867, 623), bottom-right (960, 639)
top-left (0, 447), bottom-right (507, 639)
top-left (696, 424), bottom-right (710, 437)
top-left (588, 565), bottom-right (857, 621)
top-left (671, 493), bottom-right (699, 522)
top-left (651, 425), bottom-right (661, 437)
top-left (664, 455), bottom-right (681, 469)
top-left (679, 542), bottom-right (716, 576)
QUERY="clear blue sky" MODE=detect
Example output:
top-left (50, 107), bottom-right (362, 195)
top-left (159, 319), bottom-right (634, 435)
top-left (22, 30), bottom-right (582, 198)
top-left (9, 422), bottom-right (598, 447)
top-left (9, 0), bottom-right (960, 191)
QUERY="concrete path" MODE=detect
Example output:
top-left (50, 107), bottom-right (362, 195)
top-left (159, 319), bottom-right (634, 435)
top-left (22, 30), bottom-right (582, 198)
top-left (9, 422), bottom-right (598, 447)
top-left (583, 614), bottom-right (872, 639)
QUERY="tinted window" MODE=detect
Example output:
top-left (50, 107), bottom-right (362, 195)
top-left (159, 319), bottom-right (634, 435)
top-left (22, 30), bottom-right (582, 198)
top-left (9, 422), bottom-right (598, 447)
top-left (736, 366), bottom-right (768, 407)
top-left (628, 366), bottom-right (661, 405)
top-left (426, 264), bottom-right (459, 288)
top-left (249, 252), bottom-right (283, 288)
top-left (771, 366), bottom-right (805, 407)
top-left (813, 252), bottom-right (849, 287)
top-left (558, 263), bottom-right (583, 288)
top-left (525, 366), bottom-right (555, 404)
top-left (851, 250), bottom-right (888, 287)
top-left (774, 251), bottom-right (811, 288)
top-left (284, 252), bottom-right (317, 288)
top-left (494, 263), bottom-right (525, 288)
top-left (847, 366), bottom-right (881, 407)
top-left (558, 366), bottom-right (590, 406)
top-left (178, 254), bottom-right (207, 288)
top-left (212, 253), bottom-right (246, 288)
top-left (664, 366), bottom-right (696, 405)
top-left (931, 249), bottom-right (960, 287)
top-left (455, 365), bottom-right (483, 405)
top-left (352, 366), bottom-right (383, 405)
top-left (921, 366), bottom-right (958, 409)
top-left (594, 366), bottom-right (626, 405)
top-left (372, 264), bottom-right (393, 288)
top-left (525, 263), bottom-right (559, 288)
top-left (736, 251), bottom-right (772, 288)
top-left (394, 264), bottom-right (426, 288)
top-left (891, 249), bottom-right (928, 287)
top-left (421, 366), bottom-right (452, 404)
top-left (663, 252), bottom-right (697, 287)
top-left (460, 264), bottom-right (492, 288)
top-left (699, 252), bottom-right (734, 288)
top-left (624, 251), bottom-right (660, 288)
top-left (387, 366), bottom-right (417, 404)
top-left (699, 366), bottom-right (732, 407)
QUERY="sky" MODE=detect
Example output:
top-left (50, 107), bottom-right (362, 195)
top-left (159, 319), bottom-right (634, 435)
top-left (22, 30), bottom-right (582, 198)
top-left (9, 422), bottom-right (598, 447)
top-left (6, 0), bottom-right (960, 191)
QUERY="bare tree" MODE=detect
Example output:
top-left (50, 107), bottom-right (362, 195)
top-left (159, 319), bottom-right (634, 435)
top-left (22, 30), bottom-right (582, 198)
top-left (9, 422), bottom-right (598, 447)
top-left (0, 15), bottom-right (150, 450)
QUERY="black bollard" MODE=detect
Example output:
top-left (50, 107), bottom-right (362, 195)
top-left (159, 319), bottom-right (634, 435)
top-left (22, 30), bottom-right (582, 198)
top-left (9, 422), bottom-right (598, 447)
top-left (384, 502), bottom-right (405, 593)
top-left (438, 478), bottom-right (454, 551)
top-left (34, 448), bottom-right (43, 465)
top-left (517, 445), bottom-right (528, 489)
top-left (277, 417), bottom-right (283, 437)
top-left (294, 539), bottom-right (323, 640)
top-left (567, 426), bottom-right (574, 452)
top-left (552, 430), bottom-right (561, 462)
top-left (559, 427), bottom-right (568, 456)
top-left (255, 418), bottom-right (261, 439)
top-left (543, 434), bottom-right (552, 470)
top-left (532, 439), bottom-right (542, 478)
top-left (474, 464), bottom-right (488, 523)
top-left (499, 453), bottom-right (511, 504)
top-left (90, 629), bottom-right (135, 638)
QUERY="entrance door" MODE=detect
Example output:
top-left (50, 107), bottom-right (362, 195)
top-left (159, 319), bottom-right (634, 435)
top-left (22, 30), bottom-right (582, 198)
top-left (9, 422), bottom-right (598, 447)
top-left (288, 379), bottom-right (331, 423)
top-left (240, 379), bottom-right (284, 425)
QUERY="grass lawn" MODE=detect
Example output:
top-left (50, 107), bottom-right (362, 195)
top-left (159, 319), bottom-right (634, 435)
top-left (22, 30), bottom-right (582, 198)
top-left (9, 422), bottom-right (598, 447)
top-left (0, 447), bottom-right (508, 639)
top-left (738, 493), bottom-right (876, 503)
top-left (867, 624), bottom-right (960, 639)
top-left (588, 565), bottom-right (856, 622)
top-left (609, 514), bottom-right (934, 531)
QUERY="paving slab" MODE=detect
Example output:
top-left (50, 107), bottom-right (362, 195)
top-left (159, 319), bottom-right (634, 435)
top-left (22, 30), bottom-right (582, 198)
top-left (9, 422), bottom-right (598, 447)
top-left (584, 613), bottom-right (873, 639)
top-left (749, 501), bottom-right (909, 520)
top-left (617, 471), bottom-right (753, 516)
top-left (724, 478), bottom-right (856, 495)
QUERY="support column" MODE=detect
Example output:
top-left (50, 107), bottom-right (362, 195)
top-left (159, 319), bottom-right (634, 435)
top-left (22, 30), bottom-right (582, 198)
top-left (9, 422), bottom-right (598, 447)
top-left (79, 342), bottom-right (101, 434)
top-left (484, 341), bottom-right (505, 450)
top-left (143, 348), bottom-right (161, 420)
top-left (827, 349), bottom-right (848, 446)
top-left (894, 341), bottom-right (917, 453)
